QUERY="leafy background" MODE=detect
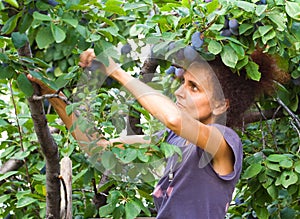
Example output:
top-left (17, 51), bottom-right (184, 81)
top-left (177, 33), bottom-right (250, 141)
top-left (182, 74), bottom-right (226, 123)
top-left (0, 0), bottom-right (300, 218)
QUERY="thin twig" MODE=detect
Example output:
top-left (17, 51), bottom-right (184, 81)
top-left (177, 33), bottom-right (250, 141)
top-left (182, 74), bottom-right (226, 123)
top-left (9, 80), bottom-right (33, 193)
top-left (32, 93), bottom-right (71, 105)
top-left (276, 97), bottom-right (300, 129)
top-left (255, 103), bottom-right (278, 150)
top-left (290, 121), bottom-right (300, 154)
top-left (255, 103), bottom-right (266, 150)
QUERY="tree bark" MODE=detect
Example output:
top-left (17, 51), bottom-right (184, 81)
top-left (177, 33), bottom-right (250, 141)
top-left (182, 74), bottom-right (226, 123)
top-left (18, 42), bottom-right (61, 219)
top-left (0, 159), bottom-right (24, 174)
top-left (60, 157), bottom-right (72, 219)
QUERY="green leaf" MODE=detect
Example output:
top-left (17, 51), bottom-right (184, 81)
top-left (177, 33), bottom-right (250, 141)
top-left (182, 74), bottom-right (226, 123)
top-left (0, 66), bottom-right (16, 79)
top-left (294, 160), bottom-right (300, 173)
top-left (0, 146), bottom-right (16, 159)
top-left (121, 148), bottom-right (138, 164)
top-left (0, 171), bottom-right (19, 181)
top-left (267, 154), bottom-right (288, 162)
top-left (245, 61), bottom-right (261, 81)
top-left (16, 197), bottom-right (37, 208)
top-left (84, 203), bottom-right (97, 218)
top-left (220, 45), bottom-right (238, 68)
top-left (36, 26), bottom-right (55, 49)
top-left (3, 0), bottom-right (19, 8)
top-left (134, 198), bottom-right (151, 216)
top-left (130, 24), bottom-right (148, 37)
top-left (100, 203), bottom-right (115, 217)
top-left (160, 142), bottom-right (176, 158)
top-left (208, 40), bottom-right (222, 55)
top-left (280, 171), bottom-right (298, 188)
top-left (258, 25), bottom-right (273, 36)
top-left (279, 159), bottom-right (293, 169)
top-left (206, 0), bottom-right (219, 14)
top-left (239, 23), bottom-right (254, 35)
top-left (286, 1), bottom-right (300, 21)
top-left (235, 1), bottom-right (256, 12)
top-left (19, 13), bottom-right (33, 33)
top-left (265, 160), bottom-right (281, 172)
top-left (266, 185), bottom-right (277, 199)
top-left (101, 151), bottom-right (117, 170)
top-left (33, 11), bottom-right (52, 21)
top-left (181, 0), bottom-right (191, 8)
top-left (255, 206), bottom-right (269, 219)
top-left (62, 13), bottom-right (78, 28)
top-left (242, 163), bottom-right (263, 179)
top-left (268, 13), bottom-right (287, 31)
top-left (236, 57), bottom-right (248, 70)
top-left (125, 200), bottom-right (141, 219)
top-left (17, 74), bottom-right (34, 97)
top-left (1, 14), bottom-right (19, 35)
top-left (105, 0), bottom-right (125, 15)
top-left (229, 41), bottom-right (244, 59)
top-left (137, 150), bottom-right (150, 163)
top-left (51, 23), bottom-right (66, 43)
top-left (34, 184), bottom-right (46, 196)
top-left (11, 32), bottom-right (28, 49)
top-left (11, 150), bottom-right (31, 160)
top-left (0, 194), bottom-right (10, 204)
top-left (262, 29), bottom-right (276, 44)
top-left (255, 5), bottom-right (267, 16)
top-left (72, 169), bottom-right (88, 183)
top-left (280, 207), bottom-right (296, 219)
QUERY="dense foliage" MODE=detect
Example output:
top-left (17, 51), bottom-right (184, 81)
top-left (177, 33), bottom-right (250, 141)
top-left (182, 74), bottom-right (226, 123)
top-left (0, 0), bottom-right (299, 218)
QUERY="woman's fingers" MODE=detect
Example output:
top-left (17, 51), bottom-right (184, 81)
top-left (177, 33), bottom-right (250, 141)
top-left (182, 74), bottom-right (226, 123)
top-left (79, 48), bottom-right (96, 68)
top-left (27, 74), bottom-right (56, 94)
top-left (27, 74), bottom-right (42, 86)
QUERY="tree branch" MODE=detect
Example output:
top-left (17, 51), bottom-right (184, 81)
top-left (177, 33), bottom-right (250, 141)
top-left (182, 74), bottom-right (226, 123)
top-left (276, 97), bottom-right (300, 129)
top-left (18, 41), bottom-right (61, 219)
top-left (243, 108), bottom-right (285, 124)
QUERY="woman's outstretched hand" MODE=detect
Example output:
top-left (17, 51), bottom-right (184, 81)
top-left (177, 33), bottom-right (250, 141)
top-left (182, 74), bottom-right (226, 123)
top-left (27, 74), bottom-right (56, 95)
top-left (78, 48), bottom-right (96, 68)
top-left (79, 48), bottom-right (120, 76)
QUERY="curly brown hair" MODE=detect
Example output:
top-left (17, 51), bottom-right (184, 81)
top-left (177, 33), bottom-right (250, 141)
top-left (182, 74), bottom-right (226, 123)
top-left (208, 50), bottom-right (284, 128)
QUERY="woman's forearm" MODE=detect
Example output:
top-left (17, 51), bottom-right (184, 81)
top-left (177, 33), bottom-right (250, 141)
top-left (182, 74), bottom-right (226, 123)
top-left (48, 93), bottom-right (99, 150)
top-left (110, 68), bottom-right (182, 132)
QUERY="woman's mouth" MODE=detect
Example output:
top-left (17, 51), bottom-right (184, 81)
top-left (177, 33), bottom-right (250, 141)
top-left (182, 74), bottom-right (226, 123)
top-left (176, 102), bottom-right (184, 108)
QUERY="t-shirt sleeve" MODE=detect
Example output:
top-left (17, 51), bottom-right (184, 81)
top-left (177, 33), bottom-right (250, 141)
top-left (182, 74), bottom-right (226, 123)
top-left (211, 124), bottom-right (243, 181)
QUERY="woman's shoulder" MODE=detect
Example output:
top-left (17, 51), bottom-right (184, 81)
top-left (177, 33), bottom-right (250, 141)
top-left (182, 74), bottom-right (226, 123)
top-left (210, 123), bottom-right (242, 147)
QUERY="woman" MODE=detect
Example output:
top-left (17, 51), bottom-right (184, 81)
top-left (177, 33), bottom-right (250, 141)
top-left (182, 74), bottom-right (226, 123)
top-left (28, 48), bottom-right (273, 218)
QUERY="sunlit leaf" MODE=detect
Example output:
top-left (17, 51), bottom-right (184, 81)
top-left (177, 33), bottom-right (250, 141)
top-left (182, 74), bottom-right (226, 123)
top-left (242, 163), bottom-right (263, 179)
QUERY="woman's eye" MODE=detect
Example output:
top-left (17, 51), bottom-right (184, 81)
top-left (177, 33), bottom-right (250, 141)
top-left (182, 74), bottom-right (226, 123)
top-left (192, 86), bottom-right (198, 91)
top-left (190, 83), bottom-right (198, 91)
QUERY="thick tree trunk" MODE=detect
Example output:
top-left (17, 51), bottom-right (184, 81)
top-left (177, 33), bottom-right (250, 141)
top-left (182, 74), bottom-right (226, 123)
top-left (28, 84), bottom-right (61, 219)
top-left (18, 42), bottom-right (61, 219)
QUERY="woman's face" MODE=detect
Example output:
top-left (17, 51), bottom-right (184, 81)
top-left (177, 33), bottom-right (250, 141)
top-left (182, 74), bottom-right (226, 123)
top-left (174, 64), bottom-right (223, 124)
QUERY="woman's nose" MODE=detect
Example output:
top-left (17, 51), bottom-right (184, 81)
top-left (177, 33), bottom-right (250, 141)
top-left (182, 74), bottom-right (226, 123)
top-left (175, 84), bottom-right (185, 98)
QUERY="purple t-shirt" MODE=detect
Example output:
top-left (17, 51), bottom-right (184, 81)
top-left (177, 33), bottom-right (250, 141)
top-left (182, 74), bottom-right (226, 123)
top-left (152, 124), bottom-right (243, 219)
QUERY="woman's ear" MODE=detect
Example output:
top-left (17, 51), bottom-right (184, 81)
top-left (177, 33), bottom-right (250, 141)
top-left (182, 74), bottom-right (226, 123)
top-left (212, 99), bottom-right (229, 116)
